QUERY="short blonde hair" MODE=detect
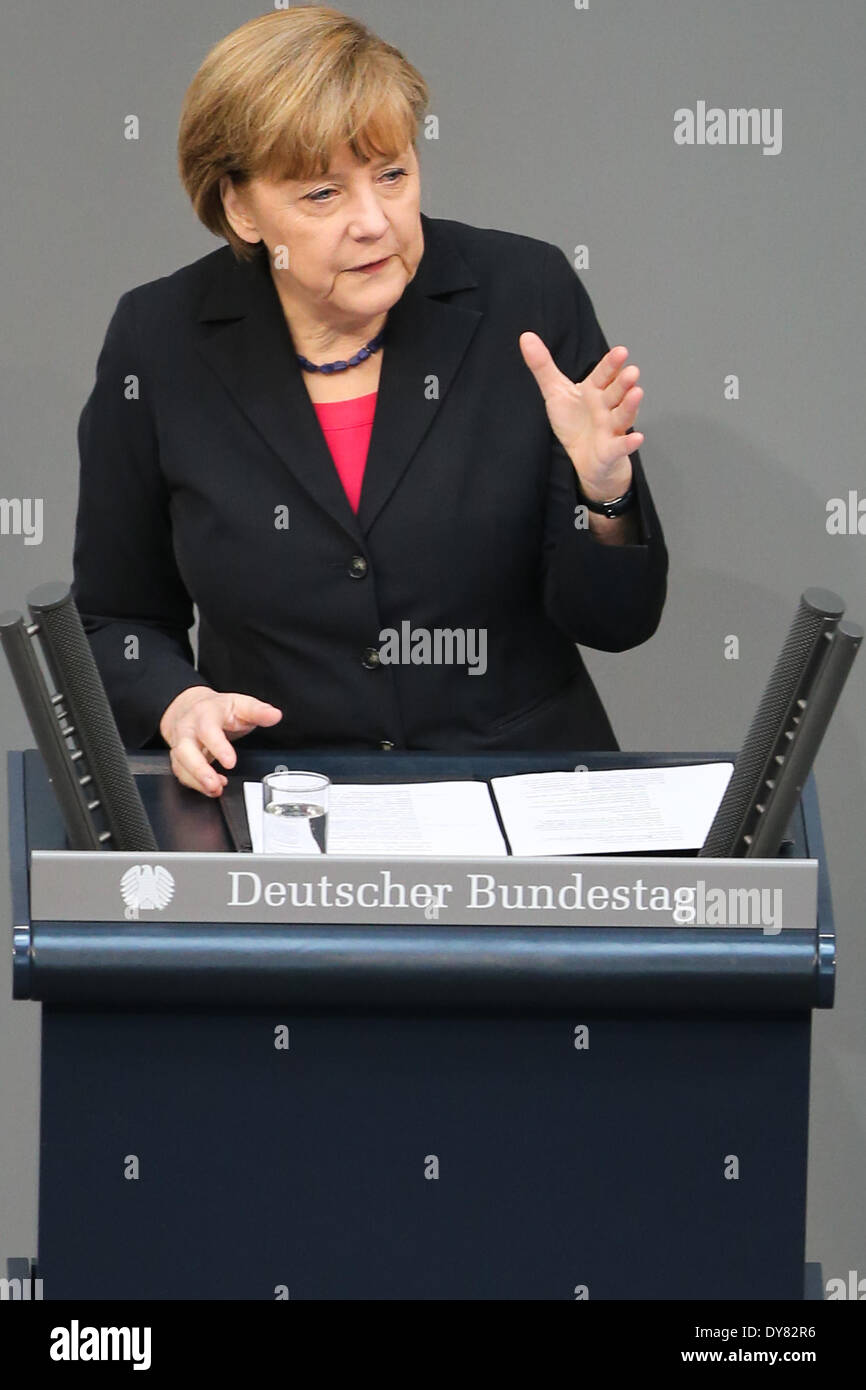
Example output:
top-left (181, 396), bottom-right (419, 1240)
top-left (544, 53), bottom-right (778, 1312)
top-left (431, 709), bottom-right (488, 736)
top-left (177, 6), bottom-right (430, 263)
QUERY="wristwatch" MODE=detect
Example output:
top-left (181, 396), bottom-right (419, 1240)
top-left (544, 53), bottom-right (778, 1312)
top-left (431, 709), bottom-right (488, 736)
top-left (575, 477), bottom-right (636, 519)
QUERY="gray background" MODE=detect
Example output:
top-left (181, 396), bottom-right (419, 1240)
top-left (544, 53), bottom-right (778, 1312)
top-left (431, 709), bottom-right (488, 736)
top-left (1, 0), bottom-right (863, 1293)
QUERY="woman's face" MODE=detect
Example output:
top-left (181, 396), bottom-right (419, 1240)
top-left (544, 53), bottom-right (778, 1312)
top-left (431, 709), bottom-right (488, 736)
top-left (221, 142), bottom-right (424, 329)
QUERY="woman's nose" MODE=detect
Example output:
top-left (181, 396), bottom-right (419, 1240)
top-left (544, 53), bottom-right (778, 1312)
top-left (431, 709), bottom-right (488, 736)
top-left (345, 188), bottom-right (391, 236)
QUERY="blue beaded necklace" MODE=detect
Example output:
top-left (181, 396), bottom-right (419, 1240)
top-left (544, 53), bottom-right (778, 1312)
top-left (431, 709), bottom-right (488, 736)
top-left (296, 327), bottom-right (386, 375)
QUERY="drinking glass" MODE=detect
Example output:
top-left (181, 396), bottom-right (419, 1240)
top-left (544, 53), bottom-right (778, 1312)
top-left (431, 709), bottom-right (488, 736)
top-left (262, 771), bottom-right (330, 854)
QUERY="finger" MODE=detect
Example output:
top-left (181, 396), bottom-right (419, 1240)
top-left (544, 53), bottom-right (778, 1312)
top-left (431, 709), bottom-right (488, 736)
top-left (604, 363), bottom-right (640, 408)
top-left (609, 430), bottom-right (644, 458)
top-left (170, 750), bottom-right (226, 797)
top-left (518, 331), bottom-right (573, 401)
top-left (226, 695), bottom-right (284, 729)
top-left (584, 345), bottom-right (630, 392)
top-left (171, 735), bottom-right (229, 796)
top-left (170, 754), bottom-right (225, 797)
top-left (610, 386), bottom-right (644, 431)
top-left (195, 712), bottom-right (241, 770)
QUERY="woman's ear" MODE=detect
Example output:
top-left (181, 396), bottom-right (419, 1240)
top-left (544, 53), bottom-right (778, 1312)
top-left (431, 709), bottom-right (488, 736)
top-left (220, 175), bottom-right (261, 246)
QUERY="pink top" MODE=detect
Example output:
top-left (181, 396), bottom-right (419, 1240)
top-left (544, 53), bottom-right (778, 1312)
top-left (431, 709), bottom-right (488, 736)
top-left (312, 390), bottom-right (378, 513)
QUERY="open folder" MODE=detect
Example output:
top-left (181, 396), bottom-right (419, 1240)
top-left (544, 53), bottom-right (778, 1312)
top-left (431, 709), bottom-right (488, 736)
top-left (228, 763), bottom-right (734, 857)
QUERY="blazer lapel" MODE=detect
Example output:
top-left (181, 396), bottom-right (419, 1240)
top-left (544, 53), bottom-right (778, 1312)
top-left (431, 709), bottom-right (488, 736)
top-left (193, 211), bottom-right (482, 540)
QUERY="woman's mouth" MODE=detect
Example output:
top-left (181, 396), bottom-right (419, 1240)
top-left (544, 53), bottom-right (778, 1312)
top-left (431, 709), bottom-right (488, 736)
top-left (352, 256), bottom-right (392, 273)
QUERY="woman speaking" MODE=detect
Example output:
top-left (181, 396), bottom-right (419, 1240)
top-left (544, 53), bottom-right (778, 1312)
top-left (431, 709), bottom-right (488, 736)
top-left (71, 6), bottom-right (668, 798)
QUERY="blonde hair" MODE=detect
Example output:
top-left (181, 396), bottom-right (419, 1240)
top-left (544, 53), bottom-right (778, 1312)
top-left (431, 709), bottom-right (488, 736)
top-left (177, 6), bottom-right (430, 262)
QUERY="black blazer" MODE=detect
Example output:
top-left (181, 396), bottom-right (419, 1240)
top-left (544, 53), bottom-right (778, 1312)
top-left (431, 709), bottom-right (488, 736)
top-left (72, 211), bottom-right (668, 754)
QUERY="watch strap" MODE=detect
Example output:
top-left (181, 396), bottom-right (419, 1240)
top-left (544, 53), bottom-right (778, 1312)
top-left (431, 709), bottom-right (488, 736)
top-left (575, 479), bottom-right (637, 519)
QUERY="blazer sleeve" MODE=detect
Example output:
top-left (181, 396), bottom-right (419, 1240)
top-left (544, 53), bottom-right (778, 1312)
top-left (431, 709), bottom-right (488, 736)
top-left (71, 290), bottom-right (205, 749)
top-left (538, 243), bottom-right (669, 652)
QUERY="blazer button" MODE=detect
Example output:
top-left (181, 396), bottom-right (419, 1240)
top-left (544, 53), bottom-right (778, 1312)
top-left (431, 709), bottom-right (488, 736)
top-left (348, 555), bottom-right (368, 578)
top-left (379, 739), bottom-right (395, 750)
top-left (362, 647), bottom-right (381, 669)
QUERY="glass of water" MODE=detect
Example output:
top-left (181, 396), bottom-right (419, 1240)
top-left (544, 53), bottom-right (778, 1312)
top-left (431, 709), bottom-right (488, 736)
top-left (262, 771), bottom-right (330, 854)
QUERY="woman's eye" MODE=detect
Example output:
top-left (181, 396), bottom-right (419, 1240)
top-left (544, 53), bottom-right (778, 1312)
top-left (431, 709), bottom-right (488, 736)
top-left (307, 169), bottom-right (406, 203)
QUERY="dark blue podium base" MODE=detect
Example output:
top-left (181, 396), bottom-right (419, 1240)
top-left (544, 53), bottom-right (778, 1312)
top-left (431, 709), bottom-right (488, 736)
top-left (38, 1005), bottom-right (810, 1300)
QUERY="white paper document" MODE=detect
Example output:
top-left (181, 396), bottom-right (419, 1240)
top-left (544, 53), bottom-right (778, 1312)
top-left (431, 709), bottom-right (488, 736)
top-left (490, 762), bottom-right (734, 856)
top-left (244, 779), bottom-right (508, 856)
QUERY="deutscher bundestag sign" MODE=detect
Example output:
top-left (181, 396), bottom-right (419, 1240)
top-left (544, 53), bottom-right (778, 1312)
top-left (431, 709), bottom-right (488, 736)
top-left (28, 852), bottom-right (819, 932)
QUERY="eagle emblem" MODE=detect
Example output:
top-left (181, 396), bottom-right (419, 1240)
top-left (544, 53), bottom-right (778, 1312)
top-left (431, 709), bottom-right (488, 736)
top-left (120, 864), bottom-right (176, 920)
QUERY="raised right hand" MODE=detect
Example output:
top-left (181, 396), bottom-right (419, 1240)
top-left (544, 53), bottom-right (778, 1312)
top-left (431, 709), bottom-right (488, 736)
top-left (159, 685), bottom-right (283, 796)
